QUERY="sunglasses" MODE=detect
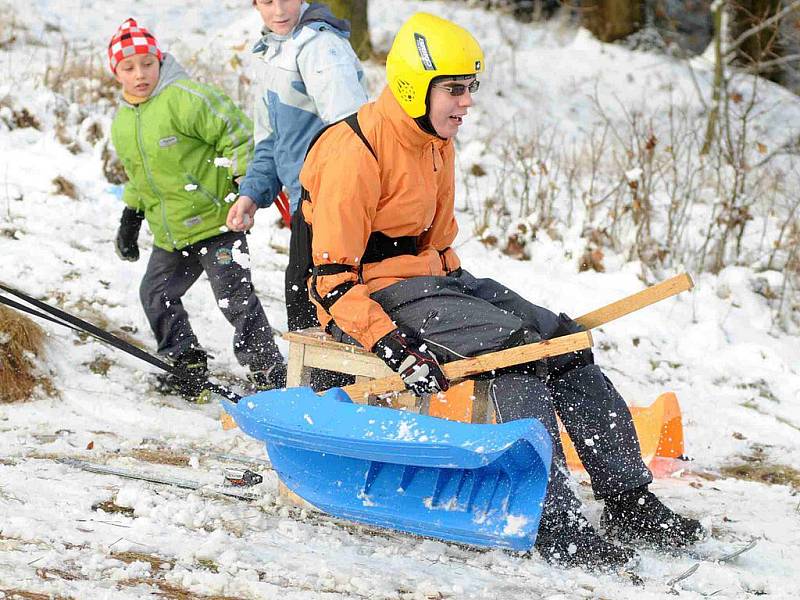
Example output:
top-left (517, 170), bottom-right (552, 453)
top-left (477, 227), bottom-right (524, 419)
top-left (432, 80), bottom-right (480, 96)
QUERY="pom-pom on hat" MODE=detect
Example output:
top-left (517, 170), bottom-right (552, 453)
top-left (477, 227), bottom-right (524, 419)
top-left (108, 18), bottom-right (162, 74)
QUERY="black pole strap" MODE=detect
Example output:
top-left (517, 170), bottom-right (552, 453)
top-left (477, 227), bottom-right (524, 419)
top-left (0, 282), bottom-right (240, 402)
top-left (0, 294), bottom-right (86, 334)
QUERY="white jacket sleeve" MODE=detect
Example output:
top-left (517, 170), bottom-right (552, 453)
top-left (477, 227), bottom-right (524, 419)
top-left (297, 33), bottom-right (369, 124)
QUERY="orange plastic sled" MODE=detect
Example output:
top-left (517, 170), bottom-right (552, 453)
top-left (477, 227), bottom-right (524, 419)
top-left (559, 392), bottom-right (684, 472)
top-left (429, 382), bottom-right (684, 476)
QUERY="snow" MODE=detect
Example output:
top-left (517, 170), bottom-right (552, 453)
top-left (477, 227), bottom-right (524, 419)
top-left (502, 514), bottom-right (529, 537)
top-left (0, 0), bottom-right (799, 598)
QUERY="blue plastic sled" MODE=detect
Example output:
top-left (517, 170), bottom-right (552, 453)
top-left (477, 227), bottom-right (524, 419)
top-left (223, 387), bottom-right (552, 551)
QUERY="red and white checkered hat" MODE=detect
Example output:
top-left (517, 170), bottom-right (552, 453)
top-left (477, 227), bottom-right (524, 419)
top-left (107, 18), bottom-right (162, 74)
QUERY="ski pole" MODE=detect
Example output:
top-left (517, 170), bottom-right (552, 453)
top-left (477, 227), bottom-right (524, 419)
top-left (0, 282), bottom-right (241, 402)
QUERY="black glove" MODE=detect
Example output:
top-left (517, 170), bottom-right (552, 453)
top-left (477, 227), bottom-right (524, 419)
top-left (447, 267), bottom-right (464, 278)
top-left (115, 207), bottom-right (144, 262)
top-left (373, 327), bottom-right (449, 396)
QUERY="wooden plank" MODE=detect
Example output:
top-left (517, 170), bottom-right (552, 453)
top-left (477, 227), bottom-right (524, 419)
top-left (371, 393), bottom-right (419, 412)
top-left (278, 480), bottom-right (318, 510)
top-left (471, 380), bottom-right (492, 424)
top-left (284, 328), bottom-right (371, 355)
top-left (575, 273), bottom-right (694, 330)
top-left (286, 342), bottom-right (309, 387)
top-left (302, 345), bottom-right (393, 379)
top-left (343, 331), bottom-right (592, 401)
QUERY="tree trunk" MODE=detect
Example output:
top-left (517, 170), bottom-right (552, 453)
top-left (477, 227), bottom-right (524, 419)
top-left (580, 0), bottom-right (644, 43)
top-left (701, 3), bottom-right (724, 156)
top-left (730, 0), bottom-right (784, 83)
top-left (326, 0), bottom-right (372, 60)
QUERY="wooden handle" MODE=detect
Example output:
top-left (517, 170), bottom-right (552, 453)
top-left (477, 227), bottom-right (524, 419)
top-left (343, 330), bottom-right (593, 401)
top-left (575, 273), bottom-right (694, 330)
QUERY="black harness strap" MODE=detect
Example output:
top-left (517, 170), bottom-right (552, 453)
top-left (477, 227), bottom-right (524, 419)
top-left (300, 113), bottom-right (376, 202)
top-left (342, 112), bottom-right (377, 161)
top-left (313, 264), bottom-right (354, 276)
top-left (361, 232), bottom-right (418, 265)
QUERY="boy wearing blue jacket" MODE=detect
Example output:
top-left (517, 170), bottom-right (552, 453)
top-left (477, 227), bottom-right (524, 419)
top-left (226, 0), bottom-right (369, 335)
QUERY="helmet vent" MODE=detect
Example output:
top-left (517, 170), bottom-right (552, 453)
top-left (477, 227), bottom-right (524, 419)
top-left (397, 79), bottom-right (415, 102)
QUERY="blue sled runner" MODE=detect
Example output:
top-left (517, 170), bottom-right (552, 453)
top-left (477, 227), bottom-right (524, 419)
top-left (223, 387), bottom-right (552, 551)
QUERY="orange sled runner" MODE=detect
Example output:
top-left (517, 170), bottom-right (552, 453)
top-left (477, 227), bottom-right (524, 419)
top-left (430, 383), bottom-right (685, 477)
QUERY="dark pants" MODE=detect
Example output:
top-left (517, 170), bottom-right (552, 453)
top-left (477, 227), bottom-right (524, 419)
top-left (140, 231), bottom-right (282, 369)
top-left (285, 207), bottom-right (318, 332)
top-left (369, 270), bottom-right (653, 521)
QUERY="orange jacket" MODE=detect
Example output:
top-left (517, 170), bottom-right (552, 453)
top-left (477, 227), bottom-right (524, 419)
top-left (299, 87), bottom-right (461, 350)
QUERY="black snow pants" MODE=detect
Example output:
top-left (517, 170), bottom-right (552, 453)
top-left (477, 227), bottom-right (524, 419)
top-left (139, 231), bottom-right (282, 370)
top-left (367, 269), bottom-right (653, 522)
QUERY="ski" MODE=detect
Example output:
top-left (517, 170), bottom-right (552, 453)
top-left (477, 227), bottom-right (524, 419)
top-left (666, 538), bottom-right (758, 589)
top-left (57, 457), bottom-right (262, 501)
top-left (57, 456), bottom-right (410, 544)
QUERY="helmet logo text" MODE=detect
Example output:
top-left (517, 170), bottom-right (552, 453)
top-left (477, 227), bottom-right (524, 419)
top-left (414, 33), bottom-right (436, 71)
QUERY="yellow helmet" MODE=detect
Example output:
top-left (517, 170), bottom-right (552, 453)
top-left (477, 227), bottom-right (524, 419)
top-left (386, 13), bottom-right (484, 118)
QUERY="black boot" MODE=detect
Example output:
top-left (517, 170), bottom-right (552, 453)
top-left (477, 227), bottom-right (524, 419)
top-left (534, 511), bottom-right (635, 571)
top-left (154, 348), bottom-right (209, 401)
top-left (248, 362), bottom-right (287, 391)
top-left (602, 486), bottom-right (704, 549)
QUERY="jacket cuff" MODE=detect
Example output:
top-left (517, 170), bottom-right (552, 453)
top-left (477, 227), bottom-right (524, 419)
top-left (238, 178), bottom-right (275, 208)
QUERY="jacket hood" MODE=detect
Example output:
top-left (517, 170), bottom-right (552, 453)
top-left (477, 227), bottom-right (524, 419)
top-left (253, 2), bottom-right (350, 53)
top-left (298, 2), bottom-right (351, 33)
top-left (151, 54), bottom-right (190, 97)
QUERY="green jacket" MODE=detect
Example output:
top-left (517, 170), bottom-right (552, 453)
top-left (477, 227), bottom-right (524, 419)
top-left (111, 54), bottom-right (253, 251)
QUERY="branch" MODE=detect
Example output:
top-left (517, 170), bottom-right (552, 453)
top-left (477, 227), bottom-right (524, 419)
top-left (724, 0), bottom-right (800, 57)
top-left (742, 53), bottom-right (800, 73)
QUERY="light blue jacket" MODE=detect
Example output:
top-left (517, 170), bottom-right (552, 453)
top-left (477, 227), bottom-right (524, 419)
top-left (239, 2), bottom-right (368, 213)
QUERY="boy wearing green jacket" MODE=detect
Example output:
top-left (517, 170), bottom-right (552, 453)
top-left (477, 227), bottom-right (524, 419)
top-left (109, 18), bottom-right (285, 398)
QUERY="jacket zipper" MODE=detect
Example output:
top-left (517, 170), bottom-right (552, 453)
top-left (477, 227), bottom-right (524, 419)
top-left (186, 174), bottom-right (221, 208)
top-left (134, 105), bottom-right (177, 248)
top-left (431, 143), bottom-right (438, 172)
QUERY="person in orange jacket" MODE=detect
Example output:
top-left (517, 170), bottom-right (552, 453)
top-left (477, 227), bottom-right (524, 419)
top-left (298, 13), bottom-right (703, 570)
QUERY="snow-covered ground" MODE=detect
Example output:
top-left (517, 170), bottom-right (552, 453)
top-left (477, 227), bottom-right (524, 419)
top-left (1, 0), bottom-right (799, 598)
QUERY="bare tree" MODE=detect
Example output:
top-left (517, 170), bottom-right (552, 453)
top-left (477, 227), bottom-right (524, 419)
top-left (727, 1), bottom-right (800, 80)
top-left (703, 0), bottom-right (800, 153)
top-left (326, 0), bottom-right (372, 60)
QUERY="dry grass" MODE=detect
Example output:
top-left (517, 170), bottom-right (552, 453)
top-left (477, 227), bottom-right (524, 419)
top-left (112, 551), bottom-right (175, 571)
top-left (0, 590), bottom-right (73, 600)
top-left (721, 461), bottom-right (800, 490)
top-left (721, 445), bottom-right (800, 490)
top-left (86, 354), bottom-right (113, 376)
top-left (92, 499), bottom-right (135, 517)
top-left (120, 578), bottom-right (245, 600)
top-left (101, 140), bottom-right (127, 185)
top-left (44, 42), bottom-right (117, 105)
top-left (0, 305), bottom-right (53, 403)
top-left (52, 175), bottom-right (78, 199)
top-left (36, 567), bottom-right (86, 582)
top-left (130, 448), bottom-right (191, 467)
